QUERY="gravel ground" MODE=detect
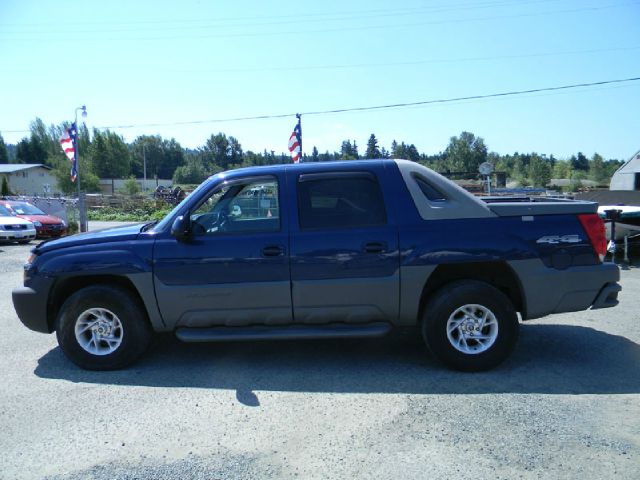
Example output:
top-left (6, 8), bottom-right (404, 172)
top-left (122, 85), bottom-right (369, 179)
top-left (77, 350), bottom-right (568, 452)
top-left (0, 225), bottom-right (639, 479)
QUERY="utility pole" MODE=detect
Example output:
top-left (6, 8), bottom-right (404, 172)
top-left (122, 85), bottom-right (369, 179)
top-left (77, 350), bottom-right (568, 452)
top-left (143, 144), bottom-right (147, 192)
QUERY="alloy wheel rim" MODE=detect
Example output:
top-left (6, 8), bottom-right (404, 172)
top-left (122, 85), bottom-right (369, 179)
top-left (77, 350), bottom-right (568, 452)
top-left (446, 304), bottom-right (498, 354)
top-left (74, 308), bottom-right (123, 356)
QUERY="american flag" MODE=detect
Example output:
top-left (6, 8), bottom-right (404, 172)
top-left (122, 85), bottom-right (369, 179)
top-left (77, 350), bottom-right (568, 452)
top-left (59, 123), bottom-right (78, 181)
top-left (288, 123), bottom-right (301, 163)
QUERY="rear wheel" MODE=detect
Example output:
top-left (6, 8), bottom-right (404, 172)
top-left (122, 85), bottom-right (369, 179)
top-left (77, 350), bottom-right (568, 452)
top-left (56, 285), bottom-right (152, 370)
top-left (422, 280), bottom-right (519, 372)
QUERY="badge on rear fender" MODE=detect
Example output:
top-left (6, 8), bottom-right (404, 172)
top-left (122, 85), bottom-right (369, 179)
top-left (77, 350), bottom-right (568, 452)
top-left (536, 235), bottom-right (581, 244)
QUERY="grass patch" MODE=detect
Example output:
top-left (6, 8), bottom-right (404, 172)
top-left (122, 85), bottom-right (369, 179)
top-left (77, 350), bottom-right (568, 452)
top-left (88, 201), bottom-right (173, 222)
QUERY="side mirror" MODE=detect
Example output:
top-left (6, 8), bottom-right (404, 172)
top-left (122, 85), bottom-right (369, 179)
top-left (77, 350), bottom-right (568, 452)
top-left (171, 215), bottom-right (191, 242)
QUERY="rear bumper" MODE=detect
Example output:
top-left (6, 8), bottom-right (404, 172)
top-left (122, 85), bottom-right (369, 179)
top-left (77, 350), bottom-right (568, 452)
top-left (12, 285), bottom-right (51, 333)
top-left (591, 282), bottom-right (622, 309)
top-left (511, 260), bottom-right (621, 319)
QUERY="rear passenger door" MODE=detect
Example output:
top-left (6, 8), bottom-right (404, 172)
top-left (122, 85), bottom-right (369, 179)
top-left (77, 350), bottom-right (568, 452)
top-left (289, 169), bottom-right (400, 325)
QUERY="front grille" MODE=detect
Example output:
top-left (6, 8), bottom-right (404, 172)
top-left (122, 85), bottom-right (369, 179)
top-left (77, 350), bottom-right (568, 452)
top-left (3, 224), bottom-right (27, 230)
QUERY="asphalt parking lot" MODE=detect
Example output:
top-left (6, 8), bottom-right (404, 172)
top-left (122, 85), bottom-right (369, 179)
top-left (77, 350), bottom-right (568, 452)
top-left (0, 226), bottom-right (639, 479)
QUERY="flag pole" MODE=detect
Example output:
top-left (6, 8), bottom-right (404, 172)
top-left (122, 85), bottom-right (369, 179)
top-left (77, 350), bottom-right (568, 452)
top-left (74, 105), bottom-right (87, 232)
top-left (296, 113), bottom-right (302, 161)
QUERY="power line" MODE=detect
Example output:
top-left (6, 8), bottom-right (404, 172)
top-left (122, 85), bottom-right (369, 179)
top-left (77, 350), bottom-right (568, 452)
top-left (8, 45), bottom-right (638, 76)
top-left (3, 76), bottom-right (638, 135)
top-left (0, 0), bottom-right (568, 29)
top-left (2, 1), bottom-right (634, 42)
top-left (300, 77), bottom-right (640, 116)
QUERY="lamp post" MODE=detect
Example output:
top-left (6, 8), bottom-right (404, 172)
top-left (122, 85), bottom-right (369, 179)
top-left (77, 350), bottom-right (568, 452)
top-left (75, 105), bottom-right (88, 232)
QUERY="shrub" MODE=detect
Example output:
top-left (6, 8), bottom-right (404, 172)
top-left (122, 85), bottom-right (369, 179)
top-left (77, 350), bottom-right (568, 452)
top-left (120, 177), bottom-right (141, 195)
top-left (1, 176), bottom-right (11, 196)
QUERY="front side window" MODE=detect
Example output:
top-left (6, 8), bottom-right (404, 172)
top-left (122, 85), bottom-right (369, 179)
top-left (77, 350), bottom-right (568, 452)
top-left (297, 174), bottom-right (387, 229)
top-left (190, 177), bottom-right (279, 235)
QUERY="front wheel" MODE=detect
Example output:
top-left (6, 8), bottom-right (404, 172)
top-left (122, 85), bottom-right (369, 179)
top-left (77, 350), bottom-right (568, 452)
top-left (422, 280), bottom-right (519, 372)
top-left (56, 285), bottom-right (153, 370)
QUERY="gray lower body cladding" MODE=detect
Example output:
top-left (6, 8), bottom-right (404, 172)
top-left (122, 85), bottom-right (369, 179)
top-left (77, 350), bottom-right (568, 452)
top-left (509, 259), bottom-right (620, 319)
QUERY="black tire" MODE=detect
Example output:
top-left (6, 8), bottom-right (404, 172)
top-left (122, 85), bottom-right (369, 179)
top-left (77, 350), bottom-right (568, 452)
top-left (422, 280), bottom-right (519, 372)
top-left (56, 285), bottom-right (153, 370)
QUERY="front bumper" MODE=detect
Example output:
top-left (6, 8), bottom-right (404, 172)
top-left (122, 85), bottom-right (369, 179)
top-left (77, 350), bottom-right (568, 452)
top-left (36, 224), bottom-right (67, 238)
top-left (0, 227), bottom-right (37, 242)
top-left (12, 284), bottom-right (51, 333)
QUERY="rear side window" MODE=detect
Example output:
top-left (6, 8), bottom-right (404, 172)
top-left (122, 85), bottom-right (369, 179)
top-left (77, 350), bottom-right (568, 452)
top-left (297, 174), bottom-right (387, 229)
top-left (413, 175), bottom-right (447, 202)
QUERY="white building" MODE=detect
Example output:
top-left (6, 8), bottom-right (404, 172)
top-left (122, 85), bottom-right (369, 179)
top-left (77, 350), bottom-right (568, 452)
top-left (0, 164), bottom-right (60, 195)
top-left (610, 150), bottom-right (640, 190)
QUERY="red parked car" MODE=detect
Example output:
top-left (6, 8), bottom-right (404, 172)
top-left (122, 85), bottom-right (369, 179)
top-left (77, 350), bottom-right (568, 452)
top-left (2, 201), bottom-right (67, 238)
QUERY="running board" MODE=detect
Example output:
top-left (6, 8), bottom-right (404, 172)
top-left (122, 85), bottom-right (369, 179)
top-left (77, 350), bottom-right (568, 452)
top-left (175, 322), bottom-right (392, 343)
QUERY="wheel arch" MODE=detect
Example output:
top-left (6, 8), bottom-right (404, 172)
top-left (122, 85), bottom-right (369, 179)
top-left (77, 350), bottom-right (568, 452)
top-left (418, 261), bottom-right (525, 324)
top-left (47, 275), bottom-right (149, 332)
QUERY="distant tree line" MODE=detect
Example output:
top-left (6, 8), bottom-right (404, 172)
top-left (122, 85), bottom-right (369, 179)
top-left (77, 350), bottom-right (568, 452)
top-left (0, 119), bottom-right (624, 194)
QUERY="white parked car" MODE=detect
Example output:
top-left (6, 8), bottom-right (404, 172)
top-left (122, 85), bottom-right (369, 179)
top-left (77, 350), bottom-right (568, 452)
top-left (0, 205), bottom-right (37, 244)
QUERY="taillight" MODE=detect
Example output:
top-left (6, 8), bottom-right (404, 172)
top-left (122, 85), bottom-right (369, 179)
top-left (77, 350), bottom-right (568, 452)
top-left (577, 213), bottom-right (606, 262)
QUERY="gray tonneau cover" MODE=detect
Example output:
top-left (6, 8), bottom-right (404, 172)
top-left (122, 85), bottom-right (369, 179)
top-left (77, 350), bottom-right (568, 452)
top-left (486, 199), bottom-right (598, 216)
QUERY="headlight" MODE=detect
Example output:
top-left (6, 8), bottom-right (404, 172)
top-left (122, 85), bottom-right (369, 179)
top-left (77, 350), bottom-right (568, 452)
top-left (24, 252), bottom-right (36, 283)
top-left (33, 221), bottom-right (42, 227)
top-left (61, 220), bottom-right (66, 227)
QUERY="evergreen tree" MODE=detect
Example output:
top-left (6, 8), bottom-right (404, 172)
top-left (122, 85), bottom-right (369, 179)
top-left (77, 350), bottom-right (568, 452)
top-left (570, 152), bottom-right (589, 171)
top-left (365, 134), bottom-right (382, 158)
top-left (89, 130), bottom-right (131, 179)
top-left (0, 133), bottom-right (8, 164)
top-left (1, 176), bottom-right (11, 195)
top-left (340, 140), bottom-right (358, 160)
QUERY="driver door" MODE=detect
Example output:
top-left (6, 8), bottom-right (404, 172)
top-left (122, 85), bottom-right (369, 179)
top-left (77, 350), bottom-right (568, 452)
top-left (153, 175), bottom-right (292, 328)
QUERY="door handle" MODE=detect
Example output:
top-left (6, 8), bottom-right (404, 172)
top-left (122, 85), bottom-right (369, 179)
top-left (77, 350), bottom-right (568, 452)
top-left (363, 242), bottom-right (386, 254)
top-left (262, 245), bottom-right (285, 257)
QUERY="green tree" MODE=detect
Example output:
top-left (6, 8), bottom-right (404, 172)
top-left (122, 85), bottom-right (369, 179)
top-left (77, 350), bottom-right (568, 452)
top-left (173, 157), bottom-right (208, 184)
top-left (365, 134), bottom-right (382, 159)
top-left (589, 153), bottom-right (607, 184)
top-left (570, 152), bottom-right (589, 171)
top-left (131, 135), bottom-right (185, 179)
top-left (0, 134), bottom-right (8, 164)
top-left (340, 140), bottom-right (359, 160)
top-left (311, 146), bottom-right (319, 162)
top-left (444, 132), bottom-right (487, 172)
top-left (16, 136), bottom-right (47, 164)
top-left (1, 176), bottom-right (11, 195)
top-left (528, 154), bottom-right (552, 187)
top-left (201, 133), bottom-right (242, 171)
top-left (53, 159), bottom-right (101, 195)
top-left (89, 130), bottom-right (130, 178)
top-left (391, 140), bottom-right (420, 162)
top-left (552, 160), bottom-right (571, 179)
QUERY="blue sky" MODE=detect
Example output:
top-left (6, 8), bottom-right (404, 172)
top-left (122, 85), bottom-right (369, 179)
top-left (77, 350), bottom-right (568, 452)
top-left (1, 0), bottom-right (639, 160)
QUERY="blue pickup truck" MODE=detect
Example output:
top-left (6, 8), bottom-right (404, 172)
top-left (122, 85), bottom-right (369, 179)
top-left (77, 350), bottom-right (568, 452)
top-left (12, 160), bottom-right (621, 371)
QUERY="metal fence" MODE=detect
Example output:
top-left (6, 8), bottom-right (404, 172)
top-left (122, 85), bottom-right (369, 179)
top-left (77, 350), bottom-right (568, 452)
top-left (1, 195), bottom-right (79, 225)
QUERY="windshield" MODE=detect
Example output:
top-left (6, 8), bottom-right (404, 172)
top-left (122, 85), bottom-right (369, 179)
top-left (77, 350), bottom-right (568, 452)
top-left (0, 205), bottom-right (13, 216)
top-left (152, 177), bottom-right (216, 233)
top-left (9, 203), bottom-right (45, 215)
